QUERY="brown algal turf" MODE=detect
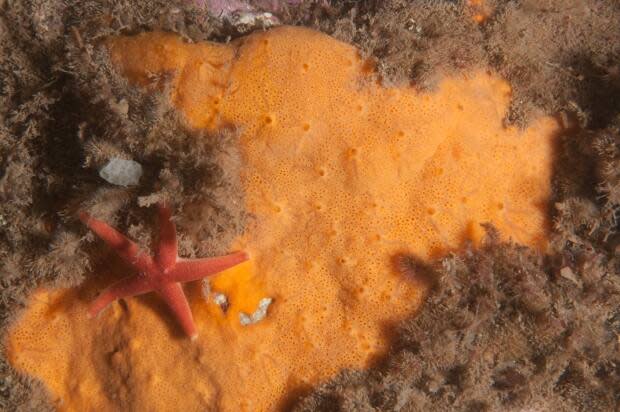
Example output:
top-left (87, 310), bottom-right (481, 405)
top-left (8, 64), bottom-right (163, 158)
top-left (1, 1), bottom-right (619, 410)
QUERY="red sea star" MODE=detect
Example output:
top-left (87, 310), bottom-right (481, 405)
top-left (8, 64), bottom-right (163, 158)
top-left (79, 203), bottom-right (248, 339)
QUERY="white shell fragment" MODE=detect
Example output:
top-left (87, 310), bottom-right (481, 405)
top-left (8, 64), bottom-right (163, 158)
top-left (99, 158), bottom-right (142, 187)
top-left (230, 12), bottom-right (279, 33)
top-left (239, 297), bottom-right (273, 326)
top-left (213, 292), bottom-right (230, 313)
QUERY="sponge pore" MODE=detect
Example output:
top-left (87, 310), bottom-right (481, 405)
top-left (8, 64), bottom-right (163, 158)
top-left (8, 26), bottom-right (559, 412)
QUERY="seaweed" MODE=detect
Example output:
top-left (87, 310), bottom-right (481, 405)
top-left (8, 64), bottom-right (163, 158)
top-left (288, 0), bottom-right (620, 127)
top-left (294, 226), bottom-right (619, 411)
top-left (1, 0), bottom-right (619, 410)
top-left (0, 1), bottom-right (245, 409)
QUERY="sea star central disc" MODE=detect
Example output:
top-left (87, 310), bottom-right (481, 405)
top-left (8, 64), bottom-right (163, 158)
top-left (80, 203), bottom-right (248, 338)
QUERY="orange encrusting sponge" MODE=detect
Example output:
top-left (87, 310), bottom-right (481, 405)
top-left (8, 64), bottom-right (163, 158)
top-left (7, 27), bottom-right (559, 412)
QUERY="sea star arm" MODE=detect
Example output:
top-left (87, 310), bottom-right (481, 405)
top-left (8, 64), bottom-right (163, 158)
top-left (170, 251), bottom-right (249, 283)
top-left (80, 203), bottom-right (249, 338)
top-left (89, 275), bottom-right (153, 318)
top-left (79, 212), bottom-right (153, 273)
top-left (156, 204), bottom-right (178, 269)
top-left (156, 282), bottom-right (197, 339)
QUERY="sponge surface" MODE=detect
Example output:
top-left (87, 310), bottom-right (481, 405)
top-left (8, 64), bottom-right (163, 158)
top-left (8, 27), bottom-right (559, 411)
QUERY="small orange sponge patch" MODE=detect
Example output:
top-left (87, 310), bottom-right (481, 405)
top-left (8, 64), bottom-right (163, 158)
top-left (8, 27), bottom-right (559, 411)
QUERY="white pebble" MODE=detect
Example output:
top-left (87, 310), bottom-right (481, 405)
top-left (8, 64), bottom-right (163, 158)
top-left (99, 158), bottom-right (142, 187)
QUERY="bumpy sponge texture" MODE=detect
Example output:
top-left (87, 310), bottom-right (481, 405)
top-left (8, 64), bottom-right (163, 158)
top-left (8, 27), bottom-right (559, 412)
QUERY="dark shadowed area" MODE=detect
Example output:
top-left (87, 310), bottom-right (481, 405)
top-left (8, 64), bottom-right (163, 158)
top-left (0, 1), bottom-right (618, 410)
